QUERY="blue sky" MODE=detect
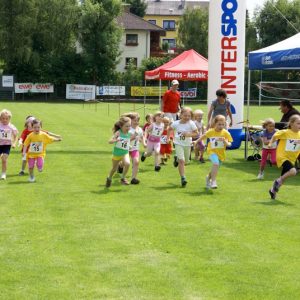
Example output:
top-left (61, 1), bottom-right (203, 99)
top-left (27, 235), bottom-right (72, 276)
top-left (247, 0), bottom-right (267, 16)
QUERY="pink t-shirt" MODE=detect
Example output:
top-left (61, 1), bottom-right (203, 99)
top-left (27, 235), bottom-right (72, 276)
top-left (0, 123), bottom-right (18, 145)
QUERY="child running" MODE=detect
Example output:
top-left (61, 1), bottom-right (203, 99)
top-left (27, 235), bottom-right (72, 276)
top-left (167, 107), bottom-right (198, 187)
top-left (106, 116), bottom-right (133, 187)
top-left (23, 119), bottom-right (61, 182)
top-left (160, 117), bottom-right (173, 165)
top-left (125, 112), bottom-right (146, 184)
top-left (268, 115), bottom-right (300, 200)
top-left (193, 109), bottom-right (206, 163)
top-left (0, 109), bottom-right (18, 180)
top-left (196, 115), bottom-right (232, 189)
top-left (18, 116), bottom-right (61, 175)
top-left (141, 111), bottom-right (164, 172)
top-left (257, 118), bottom-right (277, 179)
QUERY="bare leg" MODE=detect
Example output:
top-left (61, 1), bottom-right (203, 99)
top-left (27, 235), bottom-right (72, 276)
top-left (132, 157), bottom-right (139, 179)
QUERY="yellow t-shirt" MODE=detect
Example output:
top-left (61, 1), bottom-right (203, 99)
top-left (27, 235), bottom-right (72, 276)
top-left (24, 132), bottom-right (54, 158)
top-left (204, 129), bottom-right (233, 161)
top-left (273, 129), bottom-right (300, 167)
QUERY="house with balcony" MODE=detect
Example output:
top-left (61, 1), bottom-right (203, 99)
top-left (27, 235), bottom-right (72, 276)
top-left (116, 10), bottom-right (166, 72)
top-left (144, 0), bottom-right (209, 51)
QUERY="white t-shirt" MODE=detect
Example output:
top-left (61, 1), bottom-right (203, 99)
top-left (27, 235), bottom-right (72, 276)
top-left (171, 120), bottom-right (197, 146)
top-left (129, 127), bottom-right (143, 151)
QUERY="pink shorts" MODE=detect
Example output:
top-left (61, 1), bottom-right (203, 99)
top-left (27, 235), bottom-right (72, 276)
top-left (130, 150), bottom-right (140, 159)
top-left (147, 141), bottom-right (160, 153)
top-left (28, 157), bottom-right (44, 170)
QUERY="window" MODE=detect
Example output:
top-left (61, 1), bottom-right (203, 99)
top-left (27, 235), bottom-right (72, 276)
top-left (148, 20), bottom-right (156, 25)
top-left (125, 57), bottom-right (138, 68)
top-left (126, 34), bottom-right (138, 46)
top-left (162, 39), bottom-right (176, 50)
top-left (163, 20), bottom-right (176, 30)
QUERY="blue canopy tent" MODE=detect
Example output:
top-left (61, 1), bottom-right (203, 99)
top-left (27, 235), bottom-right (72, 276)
top-left (245, 33), bottom-right (300, 158)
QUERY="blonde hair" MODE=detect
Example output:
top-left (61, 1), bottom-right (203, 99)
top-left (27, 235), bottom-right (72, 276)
top-left (261, 118), bottom-right (275, 129)
top-left (180, 106), bottom-right (193, 118)
top-left (122, 112), bottom-right (140, 121)
top-left (145, 114), bottom-right (153, 122)
top-left (153, 111), bottom-right (164, 122)
top-left (113, 116), bottom-right (131, 133)
top-left (212, 115), bottom-right (226, 126)
top-left (288, 114), bottom-right (300, 129)
top-left (162, 116), bottom-right (171, 124)
top-left (194, 109), bottom-right (204, 115)
top-left (0, 109), bottom-right (12, 119)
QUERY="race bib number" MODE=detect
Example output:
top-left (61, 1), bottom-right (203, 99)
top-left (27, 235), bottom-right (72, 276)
top-left (29, 142), bottom-right (43, 153)
top-left (160, 135), bottom-right (168, 144)
top-left (210, 137), bottom-right (224, 149)
top-left (116, 138), bottom-right (130, 150)
top-left (152, 128), bottom-right (162, 137)
top-left (0, 130), bottom-right (12, 141)
top-left (175, 131), bottom-right (186, 141)
top-left (285, 139), bottom-right (300, 152)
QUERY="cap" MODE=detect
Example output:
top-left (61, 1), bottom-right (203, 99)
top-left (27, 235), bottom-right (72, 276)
top-left (171, 79), bottom-right (179, 86)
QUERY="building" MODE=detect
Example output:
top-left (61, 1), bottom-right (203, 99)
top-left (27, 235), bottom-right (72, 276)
top-left (116, 10), bottom-right (166, 72)
top-left (144, 0), bottom-right (209, 50)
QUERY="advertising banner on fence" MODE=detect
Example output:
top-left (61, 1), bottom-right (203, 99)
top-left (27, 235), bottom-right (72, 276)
top-left (131, 86), bottom-right (168, 97)
top-left (15, 83), bottom-right (54, 93)
top-left (96, 86), bottom-right (125, 96)
top-left (66, 84), bottom-right (96, 100)
top-left (180, 88), bottom-right (197, 98)
top-left (2, 76), bottom-right (14, 88)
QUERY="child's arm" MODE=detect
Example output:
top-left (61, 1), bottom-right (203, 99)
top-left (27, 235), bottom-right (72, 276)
top-left (53, 137), bottom-right (62, 142)
top-left (227, 108), bottom-right (233, 127)
top-left (262, 136), bottom-right (269, 146)
top-left (167, 127), bottom-right (173, 143)
top-left (141, 134), bottom-right (147, 147)
top-left (222, 138), bottom-right (232, 147)
top-left (108, 131), bottom-right (120, 144)
top-left (268, 135), bottom-right (277, 148)
top-left (182, 129), bottom-right (199, 138)
top-left (11, 133), bottom-right (18, 148)
top-left (47, 131), bottom-right (61, 139)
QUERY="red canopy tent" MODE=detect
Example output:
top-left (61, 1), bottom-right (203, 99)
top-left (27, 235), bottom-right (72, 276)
top-left (145, 49), bottom-right (208, 81)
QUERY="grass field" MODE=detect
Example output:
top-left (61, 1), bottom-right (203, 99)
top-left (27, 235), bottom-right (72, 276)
top-left (0, 101), bottom-right (299, 300)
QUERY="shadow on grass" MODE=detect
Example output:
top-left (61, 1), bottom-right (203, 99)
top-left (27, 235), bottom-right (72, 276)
top-left (150, 183), bottom-right (179, 190)
top-left (7, 181), bottom-right (31, 185)
top-left (253, 200), bottom-right (294, 206)
top-left (92, 188), bottom-right (123, 195)
top-left (47, 150), bottom-right (111, 155)
top-left (184, 188), bottom-right (215, 196)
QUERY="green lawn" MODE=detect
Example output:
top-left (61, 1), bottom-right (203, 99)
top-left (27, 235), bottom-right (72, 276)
top-left (0, 102), bottom-right (299, 300)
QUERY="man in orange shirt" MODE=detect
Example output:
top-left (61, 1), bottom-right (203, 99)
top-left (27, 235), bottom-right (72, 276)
top-left (162, 79), bottom-right (181, 121)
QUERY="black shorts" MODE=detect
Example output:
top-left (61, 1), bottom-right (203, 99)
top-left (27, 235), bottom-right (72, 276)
top-left (281, 160), bottom-right (294, 176)
top-left (0, 145), bottom-right (11, 155)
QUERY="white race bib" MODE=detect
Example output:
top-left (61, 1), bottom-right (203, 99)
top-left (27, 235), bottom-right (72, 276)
top-left (210, 137), bottom-right (225, 149)
top-left (115, 138), bottom-right (130, 150)
top-left (0, 130), bottom-right (12, 141)
top-left (29, 142), bottom-right (43, 153)
top-left (285, 139), bottom-right (300, 152)
top-left (160, 135), bottom-right (168, 144)
top-left (152, 127), bottom-right (163, 137)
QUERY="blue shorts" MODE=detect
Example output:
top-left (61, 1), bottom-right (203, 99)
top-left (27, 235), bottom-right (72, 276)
top-left (0, 145), bottom-right (11, 155)
top-left (209, 153), bottom-right (221, 166)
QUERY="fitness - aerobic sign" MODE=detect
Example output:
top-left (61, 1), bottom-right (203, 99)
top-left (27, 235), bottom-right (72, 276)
top-left (208, 0), bottom-right (246, 147)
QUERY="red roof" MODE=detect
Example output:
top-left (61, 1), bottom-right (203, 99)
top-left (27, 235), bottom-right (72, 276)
top-left (145, 49), bottom-right (208, 81)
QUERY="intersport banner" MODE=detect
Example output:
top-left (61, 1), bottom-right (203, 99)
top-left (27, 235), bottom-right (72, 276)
top-left (207, 0), bottom-right (246, 148)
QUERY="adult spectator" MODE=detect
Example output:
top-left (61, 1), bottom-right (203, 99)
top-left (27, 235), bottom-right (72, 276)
top-left (275, 100), bottom-right (300, 129)
top-left (207, 89), bottom-right (233, 129)
top-left (162, 79), bottom-right (181, 121)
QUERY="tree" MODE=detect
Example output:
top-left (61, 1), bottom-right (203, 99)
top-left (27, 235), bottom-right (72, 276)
top-left (177, 7), bottom-right (209, 57)
top-left (255, 0), bottom-right (300, 47)
top-left (126, 0), bottom-right (147, 17)
top-left (245, 10), bottom-right (259, 54)
top-left (78, 0), bottom-right (122, 84)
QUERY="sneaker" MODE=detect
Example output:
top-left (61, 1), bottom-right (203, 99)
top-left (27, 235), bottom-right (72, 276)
top-left (120, 178), bottom-right (129, 185)
top-left (118, 165), bottom-right (123, 174)
top-left (257, 172), bottom-right (264, 180)
top-left (131, 178), bottom-right (140, 184)
top-left (272, 179), bottom-right (282, 192)
top-left (199, 157), bottom-right (205, 163)
top-left (154, 165), bottom-right (161, 172)
top-left (28, 176), bottom-right (36, 183)
top-left (105, 177), bottom-right (112, 188)
top-left (141, 153), bottom-right (146, 162)
top-left (181, 177), bottom-right (187, 187)
top-left (205, 175), bottom-right (211, 189)
top-left (211, 180), bottom-right (218, 189)
top-left (19, 170), bottom-right (25, 176)
top-left (1, 173), bottom-right (6, 180)
top-left (269, 188), bottom-right (276, 200)
top-left (173, 156), bottom-right (178, 167)
top-left (38, 168), bottom-right (43, 173)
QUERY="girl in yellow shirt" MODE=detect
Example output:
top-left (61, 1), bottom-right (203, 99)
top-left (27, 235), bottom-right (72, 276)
top-left (196, 115), bottom-right (232, 189)
top-left (268, 115), bottom-right (300, 200)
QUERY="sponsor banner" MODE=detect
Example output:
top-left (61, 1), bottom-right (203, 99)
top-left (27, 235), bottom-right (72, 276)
top-left (2, 76), bottom-right (14, 88)
top-left (131, 86), bottom-right (168, 97)
top-left (96, 86), bottom-right (125, 96)
top-left (66, 84), bottom-right (96, 100)
top-left (161, 71), bottom-right (207, 81)
top-left (208, 0), bottom-right (246, 129)
top-left (180, 88), bottom-right (197, 98)
top-left (15, 83), bottom-right (54, 93)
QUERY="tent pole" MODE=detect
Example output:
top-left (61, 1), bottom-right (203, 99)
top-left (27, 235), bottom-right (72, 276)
top-left (259, 71), bottom-right (262, 106)
top-left (245, 69), bottom-right (251, 160)
top-left (144, 79), bottom-right (146, 119)
top-left (159, 79), bottom-right (162, 110)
